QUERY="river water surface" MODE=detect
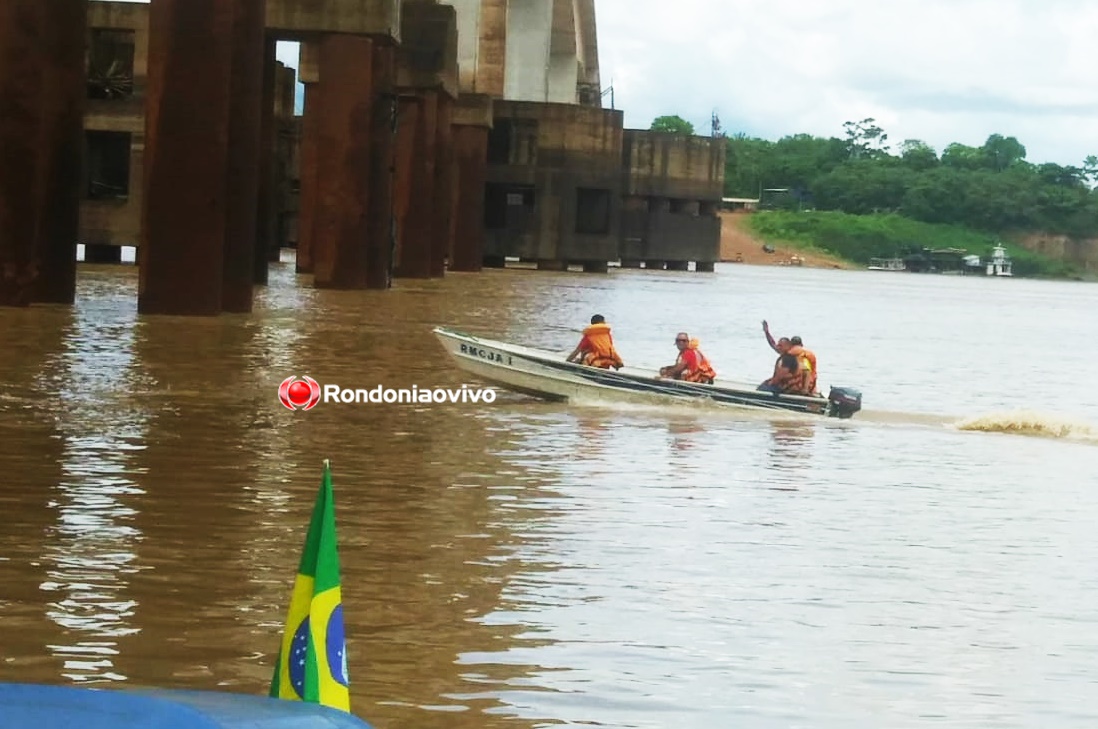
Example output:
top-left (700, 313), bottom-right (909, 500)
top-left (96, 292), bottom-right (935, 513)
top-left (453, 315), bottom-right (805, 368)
top-left (1, 259), bottom-right (1097, 729)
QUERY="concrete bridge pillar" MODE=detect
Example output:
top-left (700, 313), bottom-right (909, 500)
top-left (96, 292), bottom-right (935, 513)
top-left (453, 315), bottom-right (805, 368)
top-left (0, 1), bottom-right (46, 307)
top-left (139, 0), bottom-right (265, 315)
top-left (393, 89), bottom-right (438, 279)
top-left (221, 0), bottom-right (266, 312)
top-left (0, 0), bottom-right (86, 308)
top-left (365, 40), bottom-right (397, 290)
top-left (254, 36), bottom-right (278, 286)
top-left (310, 35), bottom-right (374, 289)
top-left (301, 35), bottom-right (394, 290)
top-left (33, 0), bottom-right (87, 305)
top-left (431, 92), bottom-right (456, 277)
top-left (449, 94), bottom-right (492, 272)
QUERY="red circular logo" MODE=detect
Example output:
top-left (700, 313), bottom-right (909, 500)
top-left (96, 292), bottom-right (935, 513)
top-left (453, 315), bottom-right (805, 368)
top-left (279, 376), bottom-right (321, 411)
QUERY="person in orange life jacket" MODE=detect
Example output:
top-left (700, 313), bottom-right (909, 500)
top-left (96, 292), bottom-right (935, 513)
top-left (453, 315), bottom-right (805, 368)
top-left (757, 351), bottom-right (807, 395)
top-left (566, 314), bottom-right (624, 369)
top-left (762, 321), bottom-right (819, 395)
top-left (659, 332), bottom-right (717, 384)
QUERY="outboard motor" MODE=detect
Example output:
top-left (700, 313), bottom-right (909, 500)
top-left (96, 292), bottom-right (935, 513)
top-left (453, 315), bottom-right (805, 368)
top-left (827, 386), bottom-right (862, 419)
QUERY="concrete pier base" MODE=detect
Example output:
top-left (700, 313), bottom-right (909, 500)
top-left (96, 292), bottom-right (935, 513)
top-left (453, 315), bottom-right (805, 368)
top-left (221, 0), bottom-right (266, 312)
top-left (311, 35), bottom-right (374, 289)
top-left (139, 0), bottom-right (237, 316)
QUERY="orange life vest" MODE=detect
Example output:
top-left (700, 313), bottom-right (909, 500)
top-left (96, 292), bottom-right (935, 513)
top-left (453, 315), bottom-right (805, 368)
top-left (683, 339), bottom-right (717, 383)
top-left (580, 322), bottom-right (624, 369)
top-left (787, 345), bottom-right (818, 394)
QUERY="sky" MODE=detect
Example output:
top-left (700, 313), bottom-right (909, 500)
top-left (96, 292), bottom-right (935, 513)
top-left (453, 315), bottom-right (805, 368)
top-left (117, 0), bottom-right (1097, 167)
top-left (594, 0), bottom-right (1098, 167)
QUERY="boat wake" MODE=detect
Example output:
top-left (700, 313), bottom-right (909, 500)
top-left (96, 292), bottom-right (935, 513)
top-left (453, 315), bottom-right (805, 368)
top-left (951, 410), bottom-right (1098, 443)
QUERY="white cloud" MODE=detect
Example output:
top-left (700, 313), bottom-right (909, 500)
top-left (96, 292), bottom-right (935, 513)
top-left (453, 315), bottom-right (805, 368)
top-left (596, 0), bottom-right (1098, 166)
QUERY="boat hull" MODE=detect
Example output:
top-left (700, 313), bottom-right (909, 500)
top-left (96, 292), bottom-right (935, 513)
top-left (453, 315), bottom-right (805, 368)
top-left (0, 683), bottom-right (374, 729)
top-left (432, 327), bottom-right (862, 418)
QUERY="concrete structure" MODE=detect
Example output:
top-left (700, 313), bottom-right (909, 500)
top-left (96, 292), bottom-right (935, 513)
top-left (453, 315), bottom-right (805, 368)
top-left (392, 0), bottom-right (460, 280)
top-left (445, 0), bottom-right (722, 273)
top-left (620, 131), bottom-right (725, 271)
top-left (1, 0), bottom-right (726, 312)
top-left (80, 4), bottom-right (298, 262)
top-left (483, 100), bottom-right (622, 272)
top-left (447, 0), bottom-right (600, 104)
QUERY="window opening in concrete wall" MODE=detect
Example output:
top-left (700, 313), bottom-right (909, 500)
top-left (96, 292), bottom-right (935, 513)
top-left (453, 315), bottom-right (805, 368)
top-left (87, 29), bottom-right (135, 100)
top-left (86, 131), bottom-right (132, 200)
top-left (487, 120), bottom-right (513, 164)
top-left (485, 183), bottom-right (535, 229)
top-left (575, 188), bottom-right (611, 235)
top-left (486, 119), bottom-right (538, 165)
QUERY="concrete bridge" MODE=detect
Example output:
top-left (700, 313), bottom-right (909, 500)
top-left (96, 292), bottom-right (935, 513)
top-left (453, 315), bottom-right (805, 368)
top-left (0, 0), bottom-right (725, 315)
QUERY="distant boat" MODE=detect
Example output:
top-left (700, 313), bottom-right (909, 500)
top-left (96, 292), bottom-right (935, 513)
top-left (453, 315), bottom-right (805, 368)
top-left (986, 244), bottom-right (1013, 277)
top-left (867, 257), bottom-right (905, 272)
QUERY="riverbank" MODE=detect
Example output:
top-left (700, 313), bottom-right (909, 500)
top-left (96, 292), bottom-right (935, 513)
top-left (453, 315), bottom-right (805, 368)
top-left (719, 211), bottom-right (854, 269)
top-left (724, 209), bottom-right (1094, 280)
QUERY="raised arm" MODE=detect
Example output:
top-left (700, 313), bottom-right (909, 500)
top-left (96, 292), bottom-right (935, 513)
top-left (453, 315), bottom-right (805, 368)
top-left (762, 320), bottom-right (779, 353)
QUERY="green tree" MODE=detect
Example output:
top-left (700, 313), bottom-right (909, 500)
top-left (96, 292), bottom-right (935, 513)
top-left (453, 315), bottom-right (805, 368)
top-left (899, 139), bottom-right (938, 171)
top-left (842, 118), bottom-right (889, 159)
top-left (981, 134), bottom-right (1026, 171)
top-left (723, 134), bottom-right (773, 197)
top-left (649, 115), bottom-right (695, 135)
top-left (1081, 155), bottom-right (1098, 187)
top-left (940, 143), bottom-right (986, 170)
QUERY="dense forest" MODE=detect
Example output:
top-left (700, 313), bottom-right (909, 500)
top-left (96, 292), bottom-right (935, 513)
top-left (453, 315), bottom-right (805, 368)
top-left (650, 115), bottom-right (1098, 238)
top-left (720, 118), bottom-right (1098, 239)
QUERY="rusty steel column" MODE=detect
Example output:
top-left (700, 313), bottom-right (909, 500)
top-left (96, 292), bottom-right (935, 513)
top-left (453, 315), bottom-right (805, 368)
top-left (254, 36), bottom-right (277, 286)
top-left (295, 84), bottom-right (320, 274)
top-left (32, 0), bottom-right (87, 305)
top-left (393, 90), bottom-right (437, 279)
top-left (430, 93), bottom-right (455, 278)
top-left (221, 0), bottom-right (266, 313)
top-left (365, 41), bottom-right (396, 290)
top-left (139, 0), bottom-right (235, 316)
top-left (391, 95), bottom-right (418, 280)
top-left (0, 1), bottom-right (44, 307)
top-left (450, 124), bottom-right (489, 272)
top-left (311, 34), bottom-right (374, 289)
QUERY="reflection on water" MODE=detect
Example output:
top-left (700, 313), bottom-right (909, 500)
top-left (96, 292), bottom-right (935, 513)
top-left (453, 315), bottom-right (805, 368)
top-left (765, 419), bottom-right (816, 485)
top-left (2, 261), bottom-right (1098, 728)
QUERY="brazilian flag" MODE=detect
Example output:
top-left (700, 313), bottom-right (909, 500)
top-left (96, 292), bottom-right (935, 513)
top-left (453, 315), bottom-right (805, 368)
top-left (269, 460), bottom-right (350, 712)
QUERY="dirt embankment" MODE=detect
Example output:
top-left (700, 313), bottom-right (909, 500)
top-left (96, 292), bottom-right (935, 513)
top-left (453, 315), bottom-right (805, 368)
top-left (1010, 231), bottom-right (1098, 269)
top-left (719, 211), bottom-right (855, 270)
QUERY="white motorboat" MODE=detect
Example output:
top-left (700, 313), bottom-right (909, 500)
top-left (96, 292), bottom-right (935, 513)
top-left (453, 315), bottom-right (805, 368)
top-left (433, 327), bottom-right (863, 418)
